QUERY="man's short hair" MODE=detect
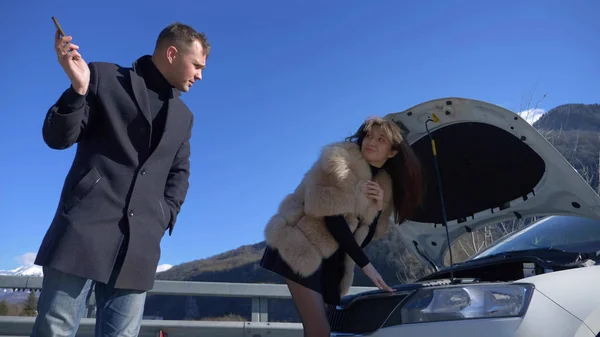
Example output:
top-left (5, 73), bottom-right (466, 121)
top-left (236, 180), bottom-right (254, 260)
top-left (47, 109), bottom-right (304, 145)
top-left (155, 22), bottom-right (211, 57)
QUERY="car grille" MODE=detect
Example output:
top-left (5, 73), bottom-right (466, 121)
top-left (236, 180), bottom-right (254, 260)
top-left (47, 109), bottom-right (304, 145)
top-left (326, 292), bottom-right (409, 334)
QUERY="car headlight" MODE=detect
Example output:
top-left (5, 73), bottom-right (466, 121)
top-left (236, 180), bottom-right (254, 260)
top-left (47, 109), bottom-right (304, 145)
top-left (383, 283), bottom-right (534, 325)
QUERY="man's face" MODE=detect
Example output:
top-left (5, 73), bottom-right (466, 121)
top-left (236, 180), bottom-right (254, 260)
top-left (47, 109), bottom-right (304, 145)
top-left (165, 40), bottom-right (207, 92)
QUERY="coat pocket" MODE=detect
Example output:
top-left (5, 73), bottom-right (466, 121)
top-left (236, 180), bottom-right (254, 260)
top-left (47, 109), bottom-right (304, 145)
top-left (63, 167), bottom-right (103, 213)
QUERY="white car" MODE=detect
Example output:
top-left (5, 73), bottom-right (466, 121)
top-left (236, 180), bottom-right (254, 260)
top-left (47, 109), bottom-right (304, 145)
top-left (327, 97), bottom-right (600, 337)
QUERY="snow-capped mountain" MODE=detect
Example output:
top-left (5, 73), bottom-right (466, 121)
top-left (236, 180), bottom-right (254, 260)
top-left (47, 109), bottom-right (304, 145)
top-left (156, 264), bottom-right (173, 273)
top-left (0, 265), bottom-right (43, 277)
top-left (0, 264), bottom-right (171, 277)
top-left (0, 266), bottom-right (43, 304)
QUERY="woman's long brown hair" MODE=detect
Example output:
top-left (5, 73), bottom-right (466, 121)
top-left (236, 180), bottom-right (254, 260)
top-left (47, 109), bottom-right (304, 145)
top-left (345, 116), bottom-right (424, 224)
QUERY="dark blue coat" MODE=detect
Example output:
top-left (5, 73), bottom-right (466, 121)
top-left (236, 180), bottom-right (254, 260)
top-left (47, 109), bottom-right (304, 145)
top-left (35, 56), bottom-right (193, 291)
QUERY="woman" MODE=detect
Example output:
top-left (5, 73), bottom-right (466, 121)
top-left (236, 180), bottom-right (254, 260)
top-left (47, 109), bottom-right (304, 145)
top-left (260, 116), bottom-right (424, 336)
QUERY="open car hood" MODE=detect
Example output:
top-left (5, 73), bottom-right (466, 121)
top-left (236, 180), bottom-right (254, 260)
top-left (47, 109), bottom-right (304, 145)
top-left (384, 97), bottom-right (600, 270)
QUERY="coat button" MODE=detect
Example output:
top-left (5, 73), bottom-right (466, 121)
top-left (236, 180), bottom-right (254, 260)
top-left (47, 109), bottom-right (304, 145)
top-left (140, 169), bottom-right (146, 175)
top-left (129, 210), bottom-right (134, 217)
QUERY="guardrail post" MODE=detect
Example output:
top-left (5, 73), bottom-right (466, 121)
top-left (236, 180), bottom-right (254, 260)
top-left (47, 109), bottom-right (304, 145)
top-left (251, 297), bottom-right (268, 322)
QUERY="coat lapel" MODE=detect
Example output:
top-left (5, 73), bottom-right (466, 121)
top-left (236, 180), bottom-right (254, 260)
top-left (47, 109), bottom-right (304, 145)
top-left (153, 88), bottom-right (184, 152)
top-left (130, 60), bottom-right (152, 124)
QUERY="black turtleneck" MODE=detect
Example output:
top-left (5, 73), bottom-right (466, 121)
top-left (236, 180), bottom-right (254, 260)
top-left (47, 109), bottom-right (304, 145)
top-left (369, 164), bottom-right (381, 180)
top-left (324, 164), bottom-right (383, 268)
top-left (137, 56), bottom-right (172, 153)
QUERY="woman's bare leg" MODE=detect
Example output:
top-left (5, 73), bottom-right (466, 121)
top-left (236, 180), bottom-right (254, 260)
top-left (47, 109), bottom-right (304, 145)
top-left (286, 278), bottom-right (330, 337)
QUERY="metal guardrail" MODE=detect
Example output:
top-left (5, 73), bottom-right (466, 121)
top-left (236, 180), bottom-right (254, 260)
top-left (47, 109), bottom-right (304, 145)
top-left (0, 275), bottom-right (376, 336)
top-left (0, 316), bottom-right (304, 337)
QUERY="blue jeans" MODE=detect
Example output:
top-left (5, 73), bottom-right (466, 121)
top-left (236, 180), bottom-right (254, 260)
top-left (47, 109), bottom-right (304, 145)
top-left (30, 266), bottom-right (147, 337)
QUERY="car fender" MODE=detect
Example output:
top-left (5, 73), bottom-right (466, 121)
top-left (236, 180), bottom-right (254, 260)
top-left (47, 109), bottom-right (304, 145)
top-left (520, 265), bottom-right (600, 333)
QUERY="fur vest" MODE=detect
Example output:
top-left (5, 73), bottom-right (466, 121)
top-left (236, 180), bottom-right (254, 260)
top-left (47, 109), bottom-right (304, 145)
top-left (264, 141), bottom-right (394, 296)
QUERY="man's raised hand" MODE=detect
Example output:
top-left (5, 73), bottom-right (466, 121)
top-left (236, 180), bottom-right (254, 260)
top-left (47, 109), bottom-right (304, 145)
top-left (54, 30), bottom-right (90, 95)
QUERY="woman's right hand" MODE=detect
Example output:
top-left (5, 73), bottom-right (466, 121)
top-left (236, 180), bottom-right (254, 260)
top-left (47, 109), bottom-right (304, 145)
top-left (54, 30), bottom-right (90, 95)
top-left (362, 263), bottom-right (394, 292)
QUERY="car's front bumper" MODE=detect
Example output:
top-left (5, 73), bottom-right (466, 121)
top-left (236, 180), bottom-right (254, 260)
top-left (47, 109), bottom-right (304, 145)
top-left (331, 289), bottom-right (595, 337)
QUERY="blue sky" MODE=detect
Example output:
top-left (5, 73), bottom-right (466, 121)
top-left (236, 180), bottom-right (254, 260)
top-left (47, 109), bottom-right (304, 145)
top-left (0, 0), bottom-right (598, 271)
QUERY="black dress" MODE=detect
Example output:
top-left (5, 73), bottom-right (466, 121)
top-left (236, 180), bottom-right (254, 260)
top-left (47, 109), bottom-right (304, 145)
top-left (260, 165), bottom-right (382, 305)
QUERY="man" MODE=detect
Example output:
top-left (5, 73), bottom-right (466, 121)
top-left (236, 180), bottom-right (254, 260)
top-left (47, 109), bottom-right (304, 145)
top-left (31, 22), bottom-right (210, 337)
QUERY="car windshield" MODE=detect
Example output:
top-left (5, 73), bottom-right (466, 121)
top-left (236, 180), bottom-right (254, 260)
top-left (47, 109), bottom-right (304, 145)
top-left (469, 215), bottom-right (600, 260)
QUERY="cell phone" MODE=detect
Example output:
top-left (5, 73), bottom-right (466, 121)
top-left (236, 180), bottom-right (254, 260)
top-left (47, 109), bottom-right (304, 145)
top-left (51, 16), bottom-right (66, 37)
